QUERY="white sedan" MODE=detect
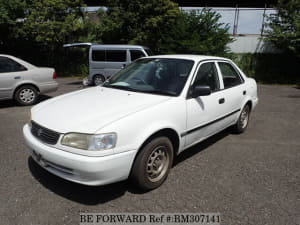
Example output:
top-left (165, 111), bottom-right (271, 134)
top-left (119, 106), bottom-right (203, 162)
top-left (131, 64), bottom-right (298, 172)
top-left (0, 54), bottom-right (58, 105)
top-left (23, 55), bottom-right (258, 190)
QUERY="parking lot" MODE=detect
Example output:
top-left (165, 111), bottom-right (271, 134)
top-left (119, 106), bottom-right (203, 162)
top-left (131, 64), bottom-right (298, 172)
top-left (0, 78), bottom-right (299, 225)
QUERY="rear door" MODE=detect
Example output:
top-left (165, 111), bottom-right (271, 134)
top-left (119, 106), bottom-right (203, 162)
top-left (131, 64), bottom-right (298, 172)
top-left (216, 61), bottom-right (246, 125)
top-left (90, 48), bottom-right (106, 77)
top-left (0, 56), bottom-right (27, 99)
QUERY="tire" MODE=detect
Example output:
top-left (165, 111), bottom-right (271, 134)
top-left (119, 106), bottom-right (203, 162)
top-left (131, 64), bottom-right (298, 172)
top-left (232, 104), bottom-right (251, 133)
top-left (93, 74), bottom-right (105, 86)
top-left (130, 137), bottom-right (174, 191)
top-left (14, 85), bottom-right (38, 106)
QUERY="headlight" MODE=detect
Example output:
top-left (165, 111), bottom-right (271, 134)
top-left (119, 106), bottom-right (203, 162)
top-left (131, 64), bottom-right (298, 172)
top-left (89, 133), bottom-right (117, 150)
top-left (61, 133), bottom-right (117, 151)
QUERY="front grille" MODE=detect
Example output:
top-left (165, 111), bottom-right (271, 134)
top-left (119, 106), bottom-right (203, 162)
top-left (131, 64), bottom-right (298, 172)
top-left (31, 121), bottom-right (60, 145)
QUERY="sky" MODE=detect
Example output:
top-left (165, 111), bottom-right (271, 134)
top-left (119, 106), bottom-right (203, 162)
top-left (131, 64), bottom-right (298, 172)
top-left (84, 7), bottom-right (277, 35)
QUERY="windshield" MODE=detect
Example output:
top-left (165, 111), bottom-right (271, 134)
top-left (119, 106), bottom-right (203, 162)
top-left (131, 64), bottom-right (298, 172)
top-left (103, 58), bottom-right (194, 96)
top-left (144, 47), bottom-right (153, 56)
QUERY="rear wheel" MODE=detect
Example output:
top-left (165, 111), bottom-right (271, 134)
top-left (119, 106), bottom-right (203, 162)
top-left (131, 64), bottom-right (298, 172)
top-left (93, 74), bottom-right (105, 86)
top-left (232, 104), bottom-right (251, 133)
top-left (130, 137), bottom-right (174, 191)
top-left (14, 85), bottom-right (38, 106)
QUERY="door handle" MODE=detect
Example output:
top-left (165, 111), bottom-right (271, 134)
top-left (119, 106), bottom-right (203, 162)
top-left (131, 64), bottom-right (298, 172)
top-left (219, 98), bottom-right (225, 104)
top-left (243, 90), bottom-right (246, 95)
top-left (14, 76), bottom-right (21, 79)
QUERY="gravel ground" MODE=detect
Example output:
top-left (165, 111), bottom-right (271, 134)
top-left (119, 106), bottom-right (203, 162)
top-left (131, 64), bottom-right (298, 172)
top-left (0, 78), bottom-right (299, 225)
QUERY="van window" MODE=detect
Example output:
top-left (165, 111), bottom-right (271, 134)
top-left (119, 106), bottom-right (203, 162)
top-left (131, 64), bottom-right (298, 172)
top-left (130, 50), bottom-right (146, 61)
top-left (106, 50), bottom-right (126, 62)
top-left (92, 50), bottom-right (105, 61)
top-left (144, 48), bottom-right (153, 56)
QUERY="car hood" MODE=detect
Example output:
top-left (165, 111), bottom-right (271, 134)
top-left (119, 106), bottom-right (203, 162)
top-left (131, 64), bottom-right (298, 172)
top-left (32, 87), bottom-right (171, 133)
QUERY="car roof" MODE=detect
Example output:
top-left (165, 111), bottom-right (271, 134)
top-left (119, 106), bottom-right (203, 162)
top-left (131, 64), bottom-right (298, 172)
top-left (0, 54), bottom-right (15, 58)
top-left (0, 54), bottom-right (36, 68)
top-left (146, 54), bottom-right (230, 62)
top-left (91, 44), bottom-right (145, 49)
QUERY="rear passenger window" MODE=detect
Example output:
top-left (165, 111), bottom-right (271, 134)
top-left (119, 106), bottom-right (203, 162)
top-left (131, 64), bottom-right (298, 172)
top-left (106, 50), bottom-right (126, 62)
top-left (130, 50), bottom-right (145, 61)
top-left (92, 50), bottom-right (105, 61)
top-left (218, 62), bottom-right (243, 88)
top-left (0, 56), bottom-right (27, 73)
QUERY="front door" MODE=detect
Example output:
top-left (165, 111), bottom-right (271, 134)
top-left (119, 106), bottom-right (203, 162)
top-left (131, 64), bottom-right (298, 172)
top-left (185, 61), bottom-right (228, 148)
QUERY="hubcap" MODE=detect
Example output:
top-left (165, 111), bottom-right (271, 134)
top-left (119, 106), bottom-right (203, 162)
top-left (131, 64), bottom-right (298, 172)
top-left (94, 76), bottom-right (104, 85)
top-left (240, 106), bottom-right (249, 128)
top-left (146, 146), bottom-right (170, 182)
top-left (19, 89), bottom-right (35, 103)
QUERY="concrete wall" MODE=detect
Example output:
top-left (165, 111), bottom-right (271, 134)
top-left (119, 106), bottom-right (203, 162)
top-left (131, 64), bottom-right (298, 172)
top-left (227, 35), bottom-right (277, 53)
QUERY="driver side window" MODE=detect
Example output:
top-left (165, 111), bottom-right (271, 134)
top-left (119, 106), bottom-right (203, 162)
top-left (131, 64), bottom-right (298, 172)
top-left (194, 62), bottom-right (219, 92)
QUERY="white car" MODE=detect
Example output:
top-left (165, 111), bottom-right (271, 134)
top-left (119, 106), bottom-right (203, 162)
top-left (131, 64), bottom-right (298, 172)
top-left (0, 54), bottom-right (58, 105)
top-left (23, 55), bottom-right (258, 190)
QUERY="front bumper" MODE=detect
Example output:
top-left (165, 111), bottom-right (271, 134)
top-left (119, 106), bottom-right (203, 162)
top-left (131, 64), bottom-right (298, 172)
top-left (23, 124), bottom-right (136, 186)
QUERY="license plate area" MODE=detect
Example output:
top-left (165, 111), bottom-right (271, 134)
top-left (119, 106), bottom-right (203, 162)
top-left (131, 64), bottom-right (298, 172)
top-left (32, 150), bottom-right (47, 167)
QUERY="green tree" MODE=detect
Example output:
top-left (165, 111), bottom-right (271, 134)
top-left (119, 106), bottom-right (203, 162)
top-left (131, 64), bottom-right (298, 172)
top-left (266, 0), bottom-right (300, 57)
top-left (22, 0), bottom-right (87, 49)
top-left (98, 1), bottom-right (232, 55)
top-left (98, 0), bottom-right (181, 53)
top-left (0, 0), bottom-right (93, 73)
top-left (0, 0), bottom-right (26, 50)
top-left (162, 9), bottom-right (233, 55)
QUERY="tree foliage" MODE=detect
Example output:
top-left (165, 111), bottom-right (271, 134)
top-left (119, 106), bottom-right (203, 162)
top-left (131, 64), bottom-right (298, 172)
top-left (161, 9), bottom-right (232, 55)
top-left (98, 0), bottom-right (181, 53)
top-left (0, 0), bottom-right (26, 48)
top-left (0, 0), bottom-right (233, 74)
top-left (98, 1), bottom-right (232, 55)
top-left (0, 0), bottom-right (90, 70)
top-left (266, 0), bottom-right (300, 57)
top-left (24, 0), bottom-right (86, 45)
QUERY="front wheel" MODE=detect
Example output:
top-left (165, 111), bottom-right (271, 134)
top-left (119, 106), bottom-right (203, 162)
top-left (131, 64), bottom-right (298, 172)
top-left (93, 75), bottom-right (105, 86)
top-left (232, 104), bottom-right (251, 133)
top-left (130, 137), bottom-right (174, 191)
top-left (14, 85), bottom-right (38, 106)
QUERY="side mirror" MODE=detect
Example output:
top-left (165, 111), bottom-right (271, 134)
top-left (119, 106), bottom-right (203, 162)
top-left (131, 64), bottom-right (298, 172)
top-left (189, 85), bottom-right (211, 98)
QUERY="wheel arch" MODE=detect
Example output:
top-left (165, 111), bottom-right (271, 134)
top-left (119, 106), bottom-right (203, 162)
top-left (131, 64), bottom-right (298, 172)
top-left (136, 128), bottom-right (180, 157)
top-left (245, 99), bottom-right (253, 111)
top-left (13, 83), bottom-right (40, 97)
top-left (129, 127), bottom-right (180, 178)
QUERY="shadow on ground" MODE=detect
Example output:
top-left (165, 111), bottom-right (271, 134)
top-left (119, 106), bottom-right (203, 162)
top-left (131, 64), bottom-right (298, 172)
top-left (0, 95), bottom-right (52, 109)
top-left (28, 128), bottom-right (232, 205)
top-left (174, 128), bottom-right (231, 166)
top-left (65, 81), bottom-right (83, 85)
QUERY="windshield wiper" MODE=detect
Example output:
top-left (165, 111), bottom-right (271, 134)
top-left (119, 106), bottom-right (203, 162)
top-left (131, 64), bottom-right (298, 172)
top-left (142, 90), bottom-right (177, 96)
top-left (103, 84), bottom-right (137, 92)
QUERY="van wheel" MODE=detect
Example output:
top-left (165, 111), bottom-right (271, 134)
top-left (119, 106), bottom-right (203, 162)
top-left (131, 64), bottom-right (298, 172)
top-left (14, 85), bottom-right (38, 106)
top-left (130, 137), bottom-right (174, 191)
top-left (93, 75), bottom-right (105, 86)
top-left (232, 104), bottom-right (251, 133)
